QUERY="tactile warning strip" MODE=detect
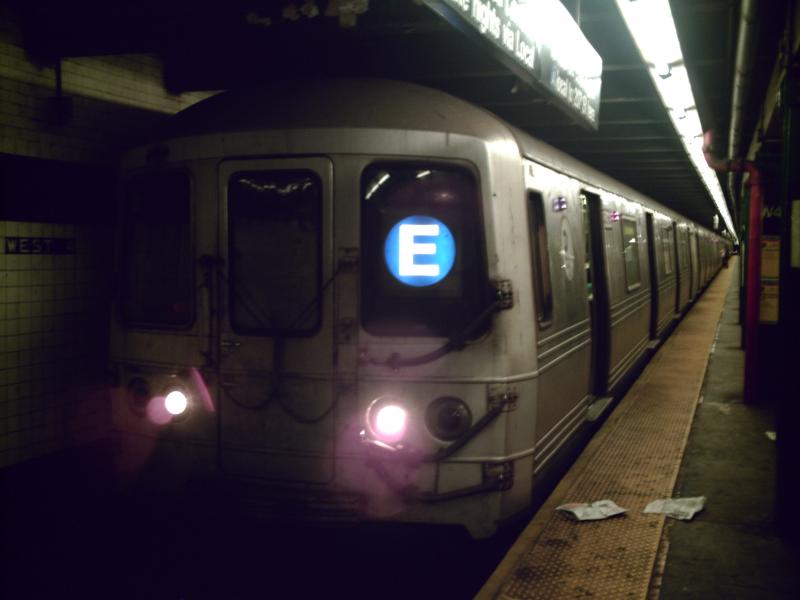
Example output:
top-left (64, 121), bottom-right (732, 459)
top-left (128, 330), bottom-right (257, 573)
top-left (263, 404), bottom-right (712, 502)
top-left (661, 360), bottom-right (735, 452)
top-left (479, 262), bottom-right (734, 600)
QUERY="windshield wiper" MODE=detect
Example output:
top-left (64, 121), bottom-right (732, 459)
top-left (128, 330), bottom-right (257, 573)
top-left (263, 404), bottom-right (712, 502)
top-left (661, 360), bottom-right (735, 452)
top-left (367, 280), bottom-right (513, 370)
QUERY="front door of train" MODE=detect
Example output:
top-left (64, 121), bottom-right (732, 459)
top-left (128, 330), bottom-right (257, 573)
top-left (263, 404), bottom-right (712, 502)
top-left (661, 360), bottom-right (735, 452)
top-left (216, 158), bottom-right (336, 483)
top-left (581, 191), bottom-right (610, 396)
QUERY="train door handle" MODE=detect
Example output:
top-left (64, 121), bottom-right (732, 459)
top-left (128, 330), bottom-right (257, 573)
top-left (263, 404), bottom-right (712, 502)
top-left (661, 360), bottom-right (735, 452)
top-left (221, 338), bottom-right (241, 348)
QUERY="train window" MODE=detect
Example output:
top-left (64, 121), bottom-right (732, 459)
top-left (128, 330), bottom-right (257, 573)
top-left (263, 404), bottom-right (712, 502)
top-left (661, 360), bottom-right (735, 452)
top-left (662, 226), bottom-right (674, 275)
top-left (528, 192), bottom-right (553, 326)
top-left (621, 217), bottom-right (641, 290)
top-left (361, 163), bottom-right (489, 338)
top-left (228, 170), bottom-right (321, 335)
top-left (121, 170), bottom-right (193, 327)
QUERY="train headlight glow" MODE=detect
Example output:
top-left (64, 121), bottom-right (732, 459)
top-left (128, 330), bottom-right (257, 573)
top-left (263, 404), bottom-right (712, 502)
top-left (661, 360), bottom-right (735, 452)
top-left (366, 397), bottom-right (408, 443)
top-left (375, 405), bottom-right (406, 437)
top-left (164, 390), bottom-right (189, 415)
top-left (425, 397), bottom-right (471, 441)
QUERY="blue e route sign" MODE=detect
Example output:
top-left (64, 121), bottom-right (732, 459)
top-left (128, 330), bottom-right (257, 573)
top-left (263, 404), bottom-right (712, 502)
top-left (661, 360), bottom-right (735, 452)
top-left (384, 215), bottom-right (456, 287)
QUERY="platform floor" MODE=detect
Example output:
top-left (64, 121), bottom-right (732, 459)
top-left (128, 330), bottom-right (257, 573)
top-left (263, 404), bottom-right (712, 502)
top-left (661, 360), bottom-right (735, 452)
top-left (477, 258), bottom-right (799, 599)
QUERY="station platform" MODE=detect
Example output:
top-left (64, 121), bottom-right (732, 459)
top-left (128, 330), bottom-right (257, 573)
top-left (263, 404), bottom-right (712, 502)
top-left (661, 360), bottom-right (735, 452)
top-left (477, 257), bottom-right (799, 600)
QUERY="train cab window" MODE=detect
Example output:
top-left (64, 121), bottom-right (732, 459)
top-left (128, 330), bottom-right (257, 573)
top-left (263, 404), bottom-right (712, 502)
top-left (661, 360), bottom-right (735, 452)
top-left (361, 163), bottom-right (489, 338)
top-left (662, 226), bottom-right (674, 275)
top-left (121, 170), bottom-right (193, 327)
top-left (621, 217), bottom-right (641, 290)
top-left (228, 170), bottom-right (321, 335)
top-left (528, 192), bottom-right (554, 326)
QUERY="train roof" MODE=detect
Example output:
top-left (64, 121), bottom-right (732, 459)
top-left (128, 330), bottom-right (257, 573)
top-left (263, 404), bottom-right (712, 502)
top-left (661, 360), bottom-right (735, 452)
top-left (160, 78), bottom-right (719, 236)
top-left (510, 126), bottom-right (671, 215)
top-left (163, 78), bottom-right (511, 141)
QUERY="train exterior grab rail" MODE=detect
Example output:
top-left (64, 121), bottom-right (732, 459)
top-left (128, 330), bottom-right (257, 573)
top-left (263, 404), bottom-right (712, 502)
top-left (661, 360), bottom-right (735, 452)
top-left (110, 79), bottom-right (727, 538)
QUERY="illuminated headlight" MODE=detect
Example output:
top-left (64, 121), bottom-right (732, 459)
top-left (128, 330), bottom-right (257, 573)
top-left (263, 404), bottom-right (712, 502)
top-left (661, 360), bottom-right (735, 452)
top-left (366, 396), bottom-right (408, 444)
top-left (425, 396), bottom-right (471, 441)
top-left (164, 390), bottom-right (189, 415)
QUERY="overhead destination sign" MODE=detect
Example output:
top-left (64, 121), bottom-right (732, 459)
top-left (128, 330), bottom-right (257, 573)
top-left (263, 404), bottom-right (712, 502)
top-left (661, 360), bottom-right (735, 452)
top-left (425, 0), bottom-right (603, 130)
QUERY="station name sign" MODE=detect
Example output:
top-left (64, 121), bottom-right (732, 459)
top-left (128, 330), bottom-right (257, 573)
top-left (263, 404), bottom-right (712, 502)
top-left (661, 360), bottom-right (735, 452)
top-left (425, 0), bottom-right (603, 129)
top-left (5, 236), bottom-right (76, 255)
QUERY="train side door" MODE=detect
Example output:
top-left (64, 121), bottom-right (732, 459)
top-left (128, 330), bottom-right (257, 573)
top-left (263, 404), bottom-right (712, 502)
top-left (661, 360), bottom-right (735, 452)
top-left (645, 212), bottom-right (658, 339)
top-left (581, 190), bottom-right (610, 396)
top-left (673, 222), bottom-right (681, 313)
top-left (216, 157), bottom-right (336, 483)
top-left (688, 228), bottom-right (699, 296)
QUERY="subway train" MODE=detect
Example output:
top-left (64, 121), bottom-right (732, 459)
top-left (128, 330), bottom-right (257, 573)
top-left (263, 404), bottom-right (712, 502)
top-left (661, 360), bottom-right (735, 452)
top-left (111, 79), bottom-right (727, 538)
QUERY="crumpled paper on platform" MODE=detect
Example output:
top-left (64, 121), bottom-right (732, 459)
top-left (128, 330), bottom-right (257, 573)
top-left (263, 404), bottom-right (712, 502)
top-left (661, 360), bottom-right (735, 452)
top-left (556, 499), bottom-right (628, 521)
top-left (643, 496), bottom-right (706, 520)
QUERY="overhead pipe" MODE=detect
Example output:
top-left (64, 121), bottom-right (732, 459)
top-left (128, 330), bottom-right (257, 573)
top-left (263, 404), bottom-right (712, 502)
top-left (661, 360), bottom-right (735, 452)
top-left (727, 0), bottom-right (759, 208)
top-left (703, 130), bottom-right (762, 405)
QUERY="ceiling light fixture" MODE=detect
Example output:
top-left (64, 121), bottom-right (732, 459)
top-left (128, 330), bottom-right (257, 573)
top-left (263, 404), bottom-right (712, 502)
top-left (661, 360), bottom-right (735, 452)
top-left (616, 0), bottom-right (736, 239)
top-left (655, 62), bottom-right (672, 78)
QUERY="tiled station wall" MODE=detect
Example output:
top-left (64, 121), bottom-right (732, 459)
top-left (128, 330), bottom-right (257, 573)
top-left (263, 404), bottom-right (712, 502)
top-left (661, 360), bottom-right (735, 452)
top-left (0, 19), bottom-right (213, 467)
top-left (0, 31), bottom-right (211, 162)
top-left (0, 222), bottom-right (110, 467)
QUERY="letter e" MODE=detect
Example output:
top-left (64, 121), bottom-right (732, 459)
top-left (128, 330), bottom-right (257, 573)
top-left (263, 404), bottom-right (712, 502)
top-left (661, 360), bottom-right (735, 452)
top-left (398, 224), bottom-right (440, 277)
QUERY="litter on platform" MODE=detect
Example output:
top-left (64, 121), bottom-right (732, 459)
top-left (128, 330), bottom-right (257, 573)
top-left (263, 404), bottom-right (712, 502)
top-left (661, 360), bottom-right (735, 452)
top-left (643, 496), bottom-right (706, 520)
top-left (556, 499), bottom-right (628, 521)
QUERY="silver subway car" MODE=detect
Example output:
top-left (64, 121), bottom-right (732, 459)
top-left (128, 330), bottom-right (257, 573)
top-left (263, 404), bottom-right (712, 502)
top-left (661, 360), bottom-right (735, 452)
top-left (111, 80), bottom-right (726, 538)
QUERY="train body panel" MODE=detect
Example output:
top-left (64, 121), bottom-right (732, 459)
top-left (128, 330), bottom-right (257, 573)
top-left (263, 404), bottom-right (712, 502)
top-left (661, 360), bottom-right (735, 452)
top-left (647, 211), bottom-right (679, 338)
top-left (522, 162), bottom-right (592, 472)
top-left (111, 79), bottom-right (727, 537)
top-left (676, 222), bottom-right (693, 312)
top-left (598, 193), bottom-right (651, 393)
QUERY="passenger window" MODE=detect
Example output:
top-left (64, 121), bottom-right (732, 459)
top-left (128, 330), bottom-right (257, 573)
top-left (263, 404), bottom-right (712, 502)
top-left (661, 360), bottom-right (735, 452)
top-left (528, 192), bottom-right (553, 326)
top-left (228, 170), bottom-right (322, 335)
top-left (621, 217), bottom-right (641, 290)
top-left (662, 226), bottom-right (673, 275)
top-left (122, 170), bottom-right (193, 327)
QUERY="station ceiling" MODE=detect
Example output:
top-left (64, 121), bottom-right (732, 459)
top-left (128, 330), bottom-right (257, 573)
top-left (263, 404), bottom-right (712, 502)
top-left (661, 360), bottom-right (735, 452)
top-left (10, 0), bottom-right (788, 232)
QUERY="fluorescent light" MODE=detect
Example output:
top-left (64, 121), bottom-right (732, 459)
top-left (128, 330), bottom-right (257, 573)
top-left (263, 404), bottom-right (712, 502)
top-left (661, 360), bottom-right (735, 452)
top-left (365, 172), bottom-right (390, 200)
top-left (615, 0), bottom-right (736, 240)
top-left (655, 63), bottom-right (672, 78)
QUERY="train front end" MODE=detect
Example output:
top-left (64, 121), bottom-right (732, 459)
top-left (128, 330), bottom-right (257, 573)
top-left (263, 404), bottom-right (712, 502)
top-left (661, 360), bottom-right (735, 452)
top-left (110, 82), bottom-right (531, 538)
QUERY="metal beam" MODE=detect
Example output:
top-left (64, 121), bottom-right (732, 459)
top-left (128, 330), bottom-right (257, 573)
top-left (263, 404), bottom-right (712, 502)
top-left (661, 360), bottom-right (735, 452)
top-left (568, 147), bottom-right (686, 154)
top-left (601, 165), bottom-right (693, 171)
top-left (484, 96), bottom-right (664, 109)
top-left (597, 157), bottom-right (692, 164)
top-left (525, 118), bottom-right (670, 128)
top-left (602, 58), bottom-right (725, 72)
top-left (542, 135), bottom-right (676, 143)
top-left (416, 59), bottom-right (726, 82)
